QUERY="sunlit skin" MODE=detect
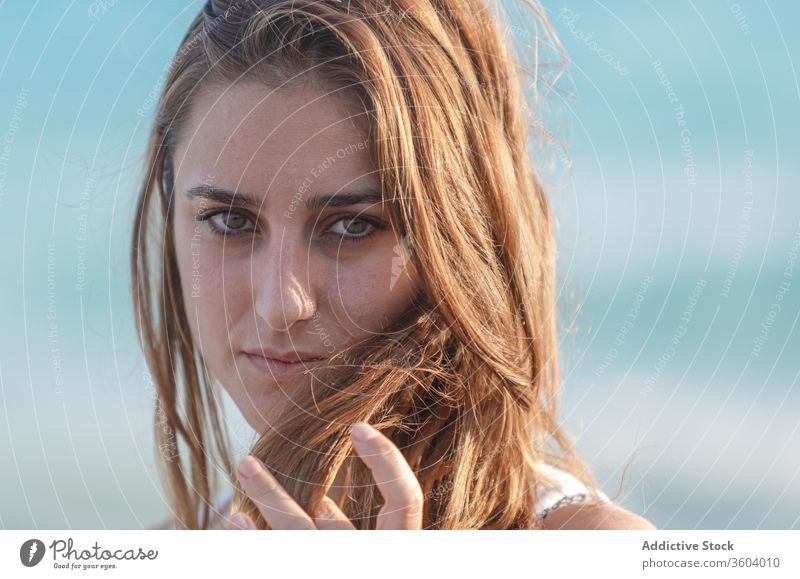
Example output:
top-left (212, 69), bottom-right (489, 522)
top-left (171, 78), bottom-right (423, 529)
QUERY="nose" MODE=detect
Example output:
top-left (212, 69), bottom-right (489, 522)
top-left (253, 232), bottom-right (316, 332)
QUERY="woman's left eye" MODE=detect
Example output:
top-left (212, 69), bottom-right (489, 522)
top-left (327, 215), bottom-right (386, 243)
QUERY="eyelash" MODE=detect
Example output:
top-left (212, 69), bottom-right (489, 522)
top-left (195, 209), bottom-right (386, 244)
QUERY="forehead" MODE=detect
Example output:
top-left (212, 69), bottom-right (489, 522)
top-left (173, 79), bottom-right (376, 193)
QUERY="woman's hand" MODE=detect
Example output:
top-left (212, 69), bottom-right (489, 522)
top-left (227, 422), bottom-right (424, 530)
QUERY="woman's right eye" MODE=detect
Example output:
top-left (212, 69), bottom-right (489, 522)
top-left (197, 209), bottom-right (256, 237)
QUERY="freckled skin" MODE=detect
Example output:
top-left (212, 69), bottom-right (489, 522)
top-left (171, 80), bottom-right (419, 434)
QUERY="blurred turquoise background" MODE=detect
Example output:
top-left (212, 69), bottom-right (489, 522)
top-left (0, 0), bottom-right (797, 529)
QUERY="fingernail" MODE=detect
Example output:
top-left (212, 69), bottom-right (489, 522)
top-left (238, 455), bottom-right (262, 479)
top-left (351, 422), bottom-right (377, 443)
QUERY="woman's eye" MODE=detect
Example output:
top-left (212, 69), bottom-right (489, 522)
top-left (199, 209), bottom-right (255, 236)
top-left (327, 215), bottom-right (384, 242)
top-left (197, 210), bottom-right (385, 243)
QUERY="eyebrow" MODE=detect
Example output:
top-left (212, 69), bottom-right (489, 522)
top-left (184, 185), bottom-right (384, 210)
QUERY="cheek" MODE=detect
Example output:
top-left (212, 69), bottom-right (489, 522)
top-left (173, 213), bottom-right (234, 366)
top-left (331, 240), bottom-right (418, 333)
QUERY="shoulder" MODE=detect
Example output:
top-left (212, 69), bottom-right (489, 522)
top-left (532, 462), bottom-right (656, 530)
top-left (540, 500), bottom-right (657, 530)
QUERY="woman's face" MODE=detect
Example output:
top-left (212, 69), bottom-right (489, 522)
top-left (171, 79), bottom-right (419, 434)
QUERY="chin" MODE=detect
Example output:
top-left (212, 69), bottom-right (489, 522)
top-left (232, 380), bottom-right (302, 433)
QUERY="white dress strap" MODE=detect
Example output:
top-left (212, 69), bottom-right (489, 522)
top-left (533, 462), bottom-right (610, 520)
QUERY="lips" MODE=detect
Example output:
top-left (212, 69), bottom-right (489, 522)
top-left (245, 349), bottom-right (325, 364)
top-left (243, 352), bottom-right (325, 382)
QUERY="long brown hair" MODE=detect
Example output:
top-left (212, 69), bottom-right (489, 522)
top-left (131, 0), bottom-right (603, 529)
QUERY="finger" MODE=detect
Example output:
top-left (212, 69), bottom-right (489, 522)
top-left (227, 511), bottom-right (256, 530)
top-left (313, 495), bottom-right (357, 530)
top-left (236, 455), bottom-right (317, 530)
top-left (350, 423), bottom-right (424, 530)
